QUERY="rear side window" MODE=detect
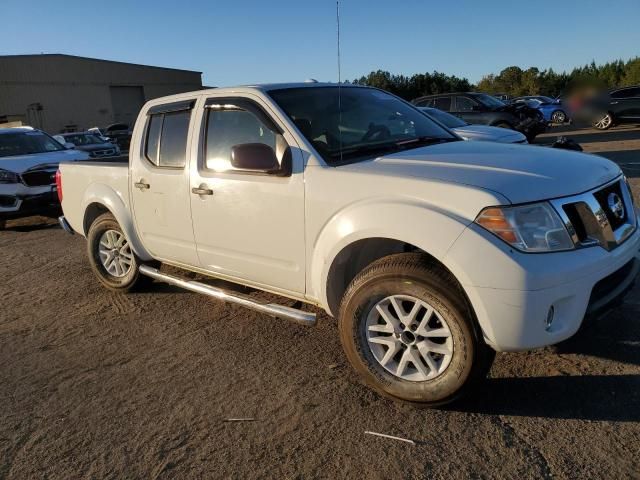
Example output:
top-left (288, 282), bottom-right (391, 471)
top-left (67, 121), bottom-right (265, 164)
top-left (144, 109), bottom-right (191, 168)
top-left (433, 97), bottom-right (452, 111)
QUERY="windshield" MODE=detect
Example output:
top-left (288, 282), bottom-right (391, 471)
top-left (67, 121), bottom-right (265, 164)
top-left (269, 86), bottom-right (458, 164)
top-left (64, 133), bottom-right (104, 145)
top-left (475, 94), bottom-right (506, 108)
top-left (421, 108), bottom-right (467, 128)
top-left (0, 131), bottom-right (65, 158)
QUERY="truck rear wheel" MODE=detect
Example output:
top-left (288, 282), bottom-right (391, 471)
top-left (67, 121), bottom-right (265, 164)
top-left (338, 253), bottom-right (494, 406)
top-left (87, 212), bottom-right (148, 292)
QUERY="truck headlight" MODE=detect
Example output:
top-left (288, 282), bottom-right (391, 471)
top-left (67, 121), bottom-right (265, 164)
top-left (0, 169), bottom-right (20, 184)
top-left (475, 202), bottom-right (574, 252)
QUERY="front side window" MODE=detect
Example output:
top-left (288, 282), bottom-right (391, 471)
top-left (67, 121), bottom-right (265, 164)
top-left (144, 109), bottom-right (191, 168)
top-left (205, 108), bottom-right (277, 172)
top-left (455, 96), bottom-right (476, 112)
top-left (269, 87), bottom-right (457, 165)
top-left (475, 93), bottom-right (506, 108)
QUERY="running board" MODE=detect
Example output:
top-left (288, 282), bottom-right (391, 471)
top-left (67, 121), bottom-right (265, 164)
top-left (138, 265), bottom-right (317, 326)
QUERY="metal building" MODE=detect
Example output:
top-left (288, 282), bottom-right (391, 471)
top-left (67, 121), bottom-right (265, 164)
top-left (0, 54), bottom-right (203, 134)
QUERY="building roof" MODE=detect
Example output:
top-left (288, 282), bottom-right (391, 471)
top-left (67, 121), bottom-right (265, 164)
top-left (0, 53), bottom-right (202, 74)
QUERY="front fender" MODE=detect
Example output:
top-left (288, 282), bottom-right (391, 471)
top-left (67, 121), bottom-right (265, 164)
top-left (309, 198), bottom-right (471, 313)
top-left (81, 183), bottom-right (152, 261)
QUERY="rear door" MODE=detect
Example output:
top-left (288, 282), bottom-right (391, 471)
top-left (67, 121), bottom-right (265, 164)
top-left (130, 99), bottom-right (199, 265)
top-left (188, 95), bottom-right (306, 295)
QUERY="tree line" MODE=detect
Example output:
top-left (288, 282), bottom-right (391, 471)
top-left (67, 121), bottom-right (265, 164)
top-left (349, 57), bottom-right (640, 100)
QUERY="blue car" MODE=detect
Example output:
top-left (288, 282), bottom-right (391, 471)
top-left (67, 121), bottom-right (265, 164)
top-left (511, 96), bottom-right (570, 124)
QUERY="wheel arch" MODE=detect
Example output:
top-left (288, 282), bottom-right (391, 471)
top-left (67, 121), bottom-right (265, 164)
top-left (309, 200), bottom-right (473, 317)
top-left (81, 184), bottom-right (152, 261)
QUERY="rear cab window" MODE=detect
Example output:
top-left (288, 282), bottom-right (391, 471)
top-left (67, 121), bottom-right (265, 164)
top-left (144, 100), bottom-right (194, 168)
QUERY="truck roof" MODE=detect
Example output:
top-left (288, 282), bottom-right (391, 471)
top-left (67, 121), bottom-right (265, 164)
top-left (148, 82), bottom-right (364, 105)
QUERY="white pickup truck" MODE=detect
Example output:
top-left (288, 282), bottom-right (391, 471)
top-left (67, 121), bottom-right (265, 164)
top-left (58, 83), bottom-right (640, 405)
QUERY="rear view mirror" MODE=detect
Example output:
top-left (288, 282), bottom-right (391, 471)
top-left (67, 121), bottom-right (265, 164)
top-left (64, 142), bottom-right (76, 149)
top-left (231, 143), bottom-right (280, 173)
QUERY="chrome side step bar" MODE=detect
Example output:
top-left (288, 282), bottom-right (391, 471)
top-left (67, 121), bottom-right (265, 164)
top-left (138, 265), bottom-right (317, 326)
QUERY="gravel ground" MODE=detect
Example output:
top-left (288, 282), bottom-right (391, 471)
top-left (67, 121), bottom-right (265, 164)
top-left (1, 125), bottom-right (640, 479)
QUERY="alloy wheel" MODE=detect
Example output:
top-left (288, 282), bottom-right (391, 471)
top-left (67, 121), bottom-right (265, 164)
top-left (98, 229), bottom-right (133, 277)
top-left (365, 294), bottom-right (453, 381)
top-left (594, 113), bottom-right (612, 130)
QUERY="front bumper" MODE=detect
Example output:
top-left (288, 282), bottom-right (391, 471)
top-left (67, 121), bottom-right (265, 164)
top-left (445, 219), bottom-right (640, 352)
top-left (0, 184), bottom-right (60, 219)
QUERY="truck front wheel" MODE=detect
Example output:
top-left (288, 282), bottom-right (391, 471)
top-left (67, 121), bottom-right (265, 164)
top-left (338, 253), bottom-right (494, 406)
top-left (87, 212), bottom-right (148, 292)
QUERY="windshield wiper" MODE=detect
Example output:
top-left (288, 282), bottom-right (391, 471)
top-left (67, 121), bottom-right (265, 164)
top-left (330, 141), bottom-right (401, 160)
top-left (330, 136), bottom-right (458, 162)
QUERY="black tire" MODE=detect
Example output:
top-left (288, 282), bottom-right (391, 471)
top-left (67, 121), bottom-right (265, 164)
top-left (338, 253), bottom-right (494, 406)
top-left (86, 212), bottom-right (150, 292)
top-left (0, 219), bottom-right (5, 230)
top-left (551, 110), bottom-right (566, 124)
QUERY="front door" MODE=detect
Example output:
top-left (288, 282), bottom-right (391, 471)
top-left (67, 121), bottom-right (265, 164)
top-left (130, 100), bottom-right (199, 265)
top-left (189, 96), bottom-right (306, 295)
top-left (454, 95), bottom-right (483, 124)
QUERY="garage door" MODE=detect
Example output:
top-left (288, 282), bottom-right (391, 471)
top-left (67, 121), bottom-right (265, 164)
top-left (110, 86), bottom-right (145, 126)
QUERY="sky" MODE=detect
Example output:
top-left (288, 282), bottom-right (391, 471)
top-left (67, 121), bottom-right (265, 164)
top-left (2, 0), bottom-right (639, 87)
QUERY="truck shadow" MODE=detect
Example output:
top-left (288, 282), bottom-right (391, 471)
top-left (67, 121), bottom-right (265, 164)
top-left (452, 300), bottom-right (640, 422)
top-left (452, 374), bottom-right (640, 422)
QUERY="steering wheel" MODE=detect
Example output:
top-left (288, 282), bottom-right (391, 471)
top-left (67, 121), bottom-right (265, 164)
top-left (361, 123), bottom-right (391, 142)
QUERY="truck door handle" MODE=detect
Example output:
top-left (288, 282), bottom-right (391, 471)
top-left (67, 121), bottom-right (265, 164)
top-left (610, 101), bottom-right (619, 104)
top-left (134, 180), bottom-right (150, 190)
top-left (192, 185), bottom-right (213, 196)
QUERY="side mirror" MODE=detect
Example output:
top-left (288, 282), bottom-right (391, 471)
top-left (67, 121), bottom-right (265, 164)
top-left (231, 143), bottom-right (280, 173)
top-left (64, 142), bottom-right (76, 149)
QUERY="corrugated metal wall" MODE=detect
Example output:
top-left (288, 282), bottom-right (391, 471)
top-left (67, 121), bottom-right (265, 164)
top-left (0, 55), bottom-right (203, 133)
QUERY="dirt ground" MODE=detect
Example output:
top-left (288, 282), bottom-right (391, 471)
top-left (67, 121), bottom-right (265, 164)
top-left (1, 125), bottom-right (640, 479)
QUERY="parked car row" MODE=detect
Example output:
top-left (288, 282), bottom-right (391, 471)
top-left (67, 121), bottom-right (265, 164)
top-left (53, 132), bottom-right (121, 159)
top-left (412, 92), bottom-right (547, 142)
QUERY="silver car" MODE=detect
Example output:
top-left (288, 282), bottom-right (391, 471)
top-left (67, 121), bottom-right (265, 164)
top-left (0, 127), bottom-right (89, 228)
top-left (419, 107), bottom-right (527, 144)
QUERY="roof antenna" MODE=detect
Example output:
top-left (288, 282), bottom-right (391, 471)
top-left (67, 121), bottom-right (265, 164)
top-left (336, 0), bottom-right (343, 162)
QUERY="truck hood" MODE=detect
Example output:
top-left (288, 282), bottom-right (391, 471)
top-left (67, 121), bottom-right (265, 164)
top-left (343, 140), bottom-right (620, 204)
top-left (453, 124), bottom-right (526, 143)
top-left (0, 149), bottom-right (90, 174)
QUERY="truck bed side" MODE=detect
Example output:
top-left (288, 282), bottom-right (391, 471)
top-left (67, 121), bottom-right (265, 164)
top-left (59, 160), bottom-right (130, 237)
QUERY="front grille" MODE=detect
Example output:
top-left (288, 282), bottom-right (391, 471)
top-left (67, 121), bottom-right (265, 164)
top-left (551, 178), bottom-right (637, 251)
top-left (0, 195), bottom-right (17, 207)
top-left (21, 170), bottom-right (56, 187)
top-left (90, 148), bottom-right (116, 158)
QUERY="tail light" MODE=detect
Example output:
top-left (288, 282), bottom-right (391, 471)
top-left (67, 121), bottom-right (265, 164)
top-left (55, 169), bottom-right (63, 203)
